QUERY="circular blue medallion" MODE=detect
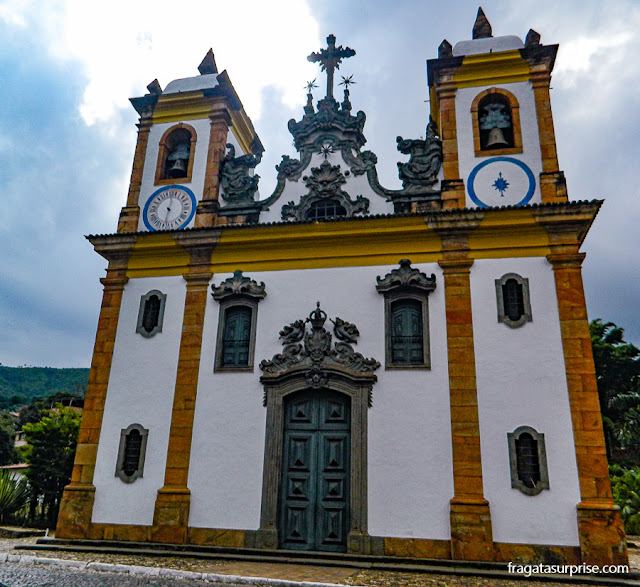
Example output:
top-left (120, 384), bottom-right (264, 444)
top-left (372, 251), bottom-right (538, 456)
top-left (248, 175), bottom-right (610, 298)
top-left (467, 157), bottom-right (536, 208)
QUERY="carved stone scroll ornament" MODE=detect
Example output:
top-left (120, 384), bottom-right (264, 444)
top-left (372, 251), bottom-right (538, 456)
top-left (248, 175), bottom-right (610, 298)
top-left (376, 259), bottom-right (437, 295)
top-left (396, 117), bottom-right (443, 193)
top-left (219, 144), bottom-right (262, 206)
top-left (259, 303), bottom-right (380, 393)
top-left (281, 160), bottom-right (370, 221)
top-left (211, 270), bottom-right (267, 301)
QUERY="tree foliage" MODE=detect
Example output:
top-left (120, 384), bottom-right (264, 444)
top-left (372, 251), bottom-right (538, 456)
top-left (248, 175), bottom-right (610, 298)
top-left (0, 469), bottom-right (30, 524)
top-left (0, 426), bottom-right (18, 466)
top-left (610, 465), bottom-right (640, 535)
top-left (22, 405), bottom-right (81, 527)
top-left (590, 319), bottom-right (640, 466)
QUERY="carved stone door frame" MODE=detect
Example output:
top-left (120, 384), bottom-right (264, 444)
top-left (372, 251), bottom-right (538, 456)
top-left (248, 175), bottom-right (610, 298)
top-left (256, 369), bottom-right (375, 554)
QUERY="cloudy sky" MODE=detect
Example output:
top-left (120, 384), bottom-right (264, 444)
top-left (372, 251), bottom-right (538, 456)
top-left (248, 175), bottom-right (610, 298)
top-left (0, 0), bottom-right (638, 367)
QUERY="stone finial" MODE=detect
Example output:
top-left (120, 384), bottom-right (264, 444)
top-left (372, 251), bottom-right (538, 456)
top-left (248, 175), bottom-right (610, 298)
top-left (472, 7), bottom-right (493, 39)
top-left (525, 29), bottom-right (541, 47)
top-left (198, 49), bottom-right (218, 75)
top-left (146, 79), bottom-right (162, 95)
top-left (438, 39), bottom-right (453, 58)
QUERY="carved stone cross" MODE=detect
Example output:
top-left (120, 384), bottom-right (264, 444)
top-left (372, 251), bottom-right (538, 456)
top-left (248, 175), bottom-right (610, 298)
top-left (307, 34), bottom-right (355, 99)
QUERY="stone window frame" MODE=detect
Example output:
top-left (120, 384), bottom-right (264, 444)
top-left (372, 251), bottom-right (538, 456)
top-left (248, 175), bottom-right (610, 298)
top-left (211, 270), bottom-right (266, 373)
top-left (507, 425), bottom-right (549, 496)
top-left (154, 123), bottom-right (198, 185)
top-left (115, 423), bottom-right (149, 483)
top-left (495, 272), bottom-right (532, 328)
top-left (471, 87), bottom-right (523, 157)
top-left (376, 260), bottom-right (436, 370)
top-left (214, 298), bottom-right (260, 372)
top-left (136, 289), bottom-right (167, 338)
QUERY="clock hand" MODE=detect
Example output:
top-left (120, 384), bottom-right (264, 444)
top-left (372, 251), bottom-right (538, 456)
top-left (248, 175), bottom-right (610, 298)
top-left (164, 199), bottom-right (174, 221)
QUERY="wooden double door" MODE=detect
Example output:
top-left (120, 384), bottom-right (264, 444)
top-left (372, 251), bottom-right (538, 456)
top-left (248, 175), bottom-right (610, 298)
top-left (279, 389), bottom-right (351, 552)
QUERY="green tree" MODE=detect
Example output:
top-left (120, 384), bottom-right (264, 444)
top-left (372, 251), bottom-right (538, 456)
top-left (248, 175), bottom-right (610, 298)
top-left (0, 426), bottom-right (18, 466)
top-left (610, 465), bottom-right (640, 534)
top-left (22, 406), bottom-right (81, 527)
top-left (0, 469), bottom-right (30, 524)
top-left (590, 319), bottom-right (640, 465)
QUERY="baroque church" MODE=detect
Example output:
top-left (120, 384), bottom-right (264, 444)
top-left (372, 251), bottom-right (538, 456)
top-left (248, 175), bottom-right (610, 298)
top-left (57, 10), bottom-right (628, 566)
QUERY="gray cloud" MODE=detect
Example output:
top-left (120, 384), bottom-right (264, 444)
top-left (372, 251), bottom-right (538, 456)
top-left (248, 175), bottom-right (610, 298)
top-left (1, 0), bottom-right (639, 367)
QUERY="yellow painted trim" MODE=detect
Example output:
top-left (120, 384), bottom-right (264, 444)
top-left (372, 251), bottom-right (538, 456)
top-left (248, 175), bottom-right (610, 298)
top-left (152, 93), bottom-right (218, 124)
top-left (124, 212), bottom-right (557, 279)
top-left (454, 50), bottom-right (531, 89)
top-left (128, 233), bottom-right (191, 277)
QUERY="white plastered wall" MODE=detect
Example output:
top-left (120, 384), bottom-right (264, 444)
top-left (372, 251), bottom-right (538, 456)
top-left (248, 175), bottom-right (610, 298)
top-left (470, 257), bottom-right (581, 546)
top-left (259, 150), bottom-right (394, 224)
top-left (455, 82), bottom-right (543, 208)
top-left (188, 263), bottom-right (453, 540)
top-left (92, 276), bottom-right (186, 525)
top-left (137, 118), bottom-right (212, 231)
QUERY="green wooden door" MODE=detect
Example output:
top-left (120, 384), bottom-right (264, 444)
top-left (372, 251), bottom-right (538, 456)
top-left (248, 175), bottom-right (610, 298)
top-left (280, 389), bottom-right (350, 552)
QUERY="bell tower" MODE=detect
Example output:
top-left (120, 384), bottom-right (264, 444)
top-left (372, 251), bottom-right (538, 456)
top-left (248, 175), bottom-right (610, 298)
top-left (118, 50), bottom-right (263, 233)
top-left (428, 8), bottom-right (567, 210)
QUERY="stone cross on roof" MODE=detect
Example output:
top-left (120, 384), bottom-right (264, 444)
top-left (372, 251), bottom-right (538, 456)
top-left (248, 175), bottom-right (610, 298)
top-left (307, 34), bottom-right (355, 99)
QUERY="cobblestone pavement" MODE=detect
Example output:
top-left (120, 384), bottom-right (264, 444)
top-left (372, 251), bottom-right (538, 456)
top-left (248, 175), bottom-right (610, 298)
top-left (1, 536), bottom-right (638, 587)
top-left (0, 564), bottom-right (247, 587)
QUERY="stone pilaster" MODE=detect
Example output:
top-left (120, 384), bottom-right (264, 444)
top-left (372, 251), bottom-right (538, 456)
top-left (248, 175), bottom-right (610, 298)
top-left (432, 213), bottom-right (492, 561)
top-left (195, 108), bottom-right (232, 228)
top-left (531, 70), bottom-right (567, 203)
top-left (436, 82), bottom-right (465, 209)
top-left (57, 242), bottom-right (134, 538)
top-left (151, 240), bottom-right (216, 543)
top-left (118, 111), bottom-right (153, 233)
top-left (439, 256), bottom-right (493, 560)
top-left (546, 251), bottom-right (627, 566)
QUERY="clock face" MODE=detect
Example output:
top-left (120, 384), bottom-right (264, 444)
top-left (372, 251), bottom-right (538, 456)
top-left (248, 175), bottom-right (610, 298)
top-left (142, 185), bottom-right (196, 231)
top-left (467, 157), bottom-right (536, 208)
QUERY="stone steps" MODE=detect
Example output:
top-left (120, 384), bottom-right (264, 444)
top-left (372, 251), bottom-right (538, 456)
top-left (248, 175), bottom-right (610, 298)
top-left (10, 538), bottom-right (639, 586)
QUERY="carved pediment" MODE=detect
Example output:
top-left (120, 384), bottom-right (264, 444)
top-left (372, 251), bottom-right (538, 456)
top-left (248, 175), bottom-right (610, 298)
top-left (260, 303), bottom-right (379, 387)
top-left (376, 259), bottom-right (437, 295)
top-left (281, 160), bottom-right (370, 221)
top-left (211, 270), bottom-right (266, 301)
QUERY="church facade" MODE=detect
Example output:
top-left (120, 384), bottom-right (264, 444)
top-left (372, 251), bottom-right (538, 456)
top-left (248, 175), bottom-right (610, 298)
top-left (57, 11), bottom-right (628, 566)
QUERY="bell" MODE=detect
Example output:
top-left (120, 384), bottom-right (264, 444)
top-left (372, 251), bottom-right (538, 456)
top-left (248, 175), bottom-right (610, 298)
top-left (485, 127), bottom-right (509, 148)
top-left (167, 158), bottom-right (187, 178)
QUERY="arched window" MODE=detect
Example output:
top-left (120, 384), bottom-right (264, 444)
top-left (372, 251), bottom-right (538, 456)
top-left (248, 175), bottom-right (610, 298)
top-left (306, 198), bottom-right (347, 222)
top-left (495, 273), bottom-right (532, 328)
top-left (515, 432), bottom-right (540, 489)
top-left (136, 290), bottom-right (167, 338)
top-left (211, 270), bottom-right (266, 372)
top-left (221, 306), bottom-right (252, 367)
top-left (116, 423), bottom-right (149, 483)
top-left (154, 123), bottom-right (197, 185)
top-left (390, 299), bottom-right (424, 365)
top-left (471, 88), bottom-right (522, 157)
top-left (376, 260), bottom-right (437, 369)
top-left (508, 426), bottom-right (549, 495)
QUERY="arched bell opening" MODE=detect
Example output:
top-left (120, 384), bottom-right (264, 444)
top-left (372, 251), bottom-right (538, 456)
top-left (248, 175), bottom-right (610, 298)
top-left (154, 123), bottom-right (198, 184)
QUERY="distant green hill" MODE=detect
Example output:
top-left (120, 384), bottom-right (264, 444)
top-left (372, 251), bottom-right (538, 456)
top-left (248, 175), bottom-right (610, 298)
top-left (0, 366), bottom-right (88, 409)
